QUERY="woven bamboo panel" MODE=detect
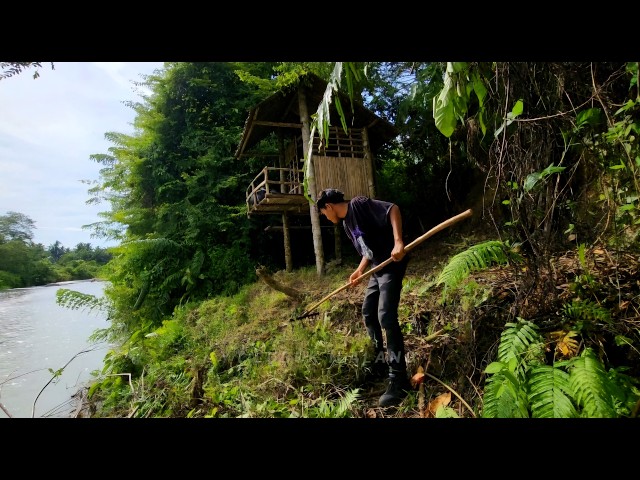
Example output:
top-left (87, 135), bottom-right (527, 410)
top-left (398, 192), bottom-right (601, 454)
top-left (312, 127), bottom-right (364, 157)
top-left (314, 155), bottom-right (370, 199)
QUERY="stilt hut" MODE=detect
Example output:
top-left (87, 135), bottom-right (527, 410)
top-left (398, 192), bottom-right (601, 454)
top-left (234, 72), bottom-right (398, 275)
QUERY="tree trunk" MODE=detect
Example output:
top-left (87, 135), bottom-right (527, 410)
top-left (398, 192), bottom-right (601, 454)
top-left (298, 86), bottom-right (325, 276)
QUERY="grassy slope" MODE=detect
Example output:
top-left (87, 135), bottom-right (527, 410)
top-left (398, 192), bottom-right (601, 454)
top-left (86, 227), bottom-right (640, 418)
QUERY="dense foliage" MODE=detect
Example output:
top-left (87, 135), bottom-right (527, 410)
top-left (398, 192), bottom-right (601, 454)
top-left (85, 62), bottom-right (284, 331)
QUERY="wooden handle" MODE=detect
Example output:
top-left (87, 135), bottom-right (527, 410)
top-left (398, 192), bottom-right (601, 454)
top-left (297, 209), bottom-right (473, 319)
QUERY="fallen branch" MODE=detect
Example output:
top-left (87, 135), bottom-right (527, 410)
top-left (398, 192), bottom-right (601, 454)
top-left (256, 266), bottom-right (304, 300)
top-left (423, 329), bottom-right (445, 343)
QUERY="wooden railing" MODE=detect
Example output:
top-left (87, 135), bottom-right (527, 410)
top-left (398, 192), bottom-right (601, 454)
top-left (246, 166), bottom-right (304, 207)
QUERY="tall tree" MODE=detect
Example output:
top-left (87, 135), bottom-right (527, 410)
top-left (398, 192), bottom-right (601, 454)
top-left (0, 211), bottom-right (36, 244)
top-left (47, 240), bottom-right (68, 262)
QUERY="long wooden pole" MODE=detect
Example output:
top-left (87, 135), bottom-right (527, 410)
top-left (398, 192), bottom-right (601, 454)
top-left (296, 208), bottom-right (473, 319)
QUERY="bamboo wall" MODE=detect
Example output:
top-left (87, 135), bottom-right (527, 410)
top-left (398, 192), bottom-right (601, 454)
top-left (283, 126), bottom-right (374, 200)
top-left (313, 155), bottom-right (372, 199)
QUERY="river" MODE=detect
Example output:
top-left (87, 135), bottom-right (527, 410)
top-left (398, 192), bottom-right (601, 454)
top-left (0, 279), bottom-right (110, 418)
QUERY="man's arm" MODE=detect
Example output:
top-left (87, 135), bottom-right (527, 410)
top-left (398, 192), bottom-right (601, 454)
top-left (389, 204), bottom-right (405, 262)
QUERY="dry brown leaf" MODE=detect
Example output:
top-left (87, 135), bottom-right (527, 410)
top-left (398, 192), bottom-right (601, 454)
top-left (427, 391), bottom-right (451, 417)
top-left (411, 371), bottom-right (425, 387)
top-left (557, 342), bottom-right (570, 356)
top-left (551, 330), bottom-right (579, 358)
top-left (366, 408), bottom-right (377, 418)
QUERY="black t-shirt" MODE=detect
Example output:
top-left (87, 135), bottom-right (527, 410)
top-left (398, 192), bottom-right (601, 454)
top-left (343, 196), bottom-right (397, 266)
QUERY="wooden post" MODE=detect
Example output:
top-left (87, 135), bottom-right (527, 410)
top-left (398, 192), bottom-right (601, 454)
top-left (277, 130), bottom-right (293, 272)
top-left (298, 86), bottom-right (325, 276)
top-left (282, 212), bottom-right (292, 272)
top-left (277, 130), bottom-right (286, 193)
top-left (362, 127), bottom-right (376, 198)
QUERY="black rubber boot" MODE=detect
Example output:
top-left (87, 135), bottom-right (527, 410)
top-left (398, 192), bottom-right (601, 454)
top-left (364, 349), bottom-right (388, 380)
top-left (378, 373), bottom-right (412, 407)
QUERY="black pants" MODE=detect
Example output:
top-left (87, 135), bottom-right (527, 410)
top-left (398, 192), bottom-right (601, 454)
top-left (362, 258), bottom-right (409, 377)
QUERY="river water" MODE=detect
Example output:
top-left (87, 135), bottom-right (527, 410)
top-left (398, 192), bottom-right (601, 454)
top-left (0, 280), bottom-right (110, 418)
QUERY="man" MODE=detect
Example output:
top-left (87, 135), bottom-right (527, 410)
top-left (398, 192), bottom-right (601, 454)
top-left (316, 188), bottom-right (412, 407)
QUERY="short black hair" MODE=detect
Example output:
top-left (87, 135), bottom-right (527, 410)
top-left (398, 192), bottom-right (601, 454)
top-left (316, 188), bottom-right (345, 210)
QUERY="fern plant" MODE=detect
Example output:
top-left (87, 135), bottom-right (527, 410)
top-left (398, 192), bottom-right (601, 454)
top-left (56, 288), bottom-right (110, 314)
top-left (436, 240), bottom-right (522, 303)
top-left (481, 319), bottom-right (640, 418)
top-left (527, 363), bottom-right (578, 418)
top-left (562, 299), bottom-right (612, 333)
top-left (305, 388), bottom-right (360, 418)
top-left (567, 349), bottom-right (620, 417)
top-left (482, 319), bottom-right (545, 418)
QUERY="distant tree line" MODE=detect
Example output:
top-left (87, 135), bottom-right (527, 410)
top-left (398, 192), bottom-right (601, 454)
top-left (0, 211), bottom-right (112, 289)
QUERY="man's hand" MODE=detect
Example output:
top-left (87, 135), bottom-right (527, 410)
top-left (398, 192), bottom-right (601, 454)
top-left (391, 239), bottom-right (405, 261)
top-left (349, 268), bottom-right (365, 286)
top-left (350, 256), bottom-right (370, 285)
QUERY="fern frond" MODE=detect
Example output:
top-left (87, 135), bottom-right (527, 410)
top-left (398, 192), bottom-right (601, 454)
top-left (481, 371), bottom-right (529, 418)
top-left (334, 388), bottom-right (359, 417)
top-left (606, 367), bottom-right (640, 416)
top-left (190, 250), bottom-right (205, 275)
top-left (162, 271), bottom-right (183, 289)
top-left (496, 319), bottom-right (545, 380)
top-left (568, 348), bottom-right (618, 417)
top-left (527, 364), bottom-right (578, 418)
top-left (436, 240), bottom-right (522, 302)
top-left (310, 389), bottom-right (360, 418)
top-left (56, 288), bottom-right (110, 313)
top-left (125, 237), bottom-right (181, 250)
top-left (562, 299), bottom-right (612, 329)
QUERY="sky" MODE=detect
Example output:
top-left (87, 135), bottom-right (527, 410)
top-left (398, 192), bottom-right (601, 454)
top-left (0, 62), bottom-right (166, 249)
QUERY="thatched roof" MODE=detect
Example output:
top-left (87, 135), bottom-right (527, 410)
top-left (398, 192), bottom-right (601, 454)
top-left (234, 72), bottom-right (398, 158)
